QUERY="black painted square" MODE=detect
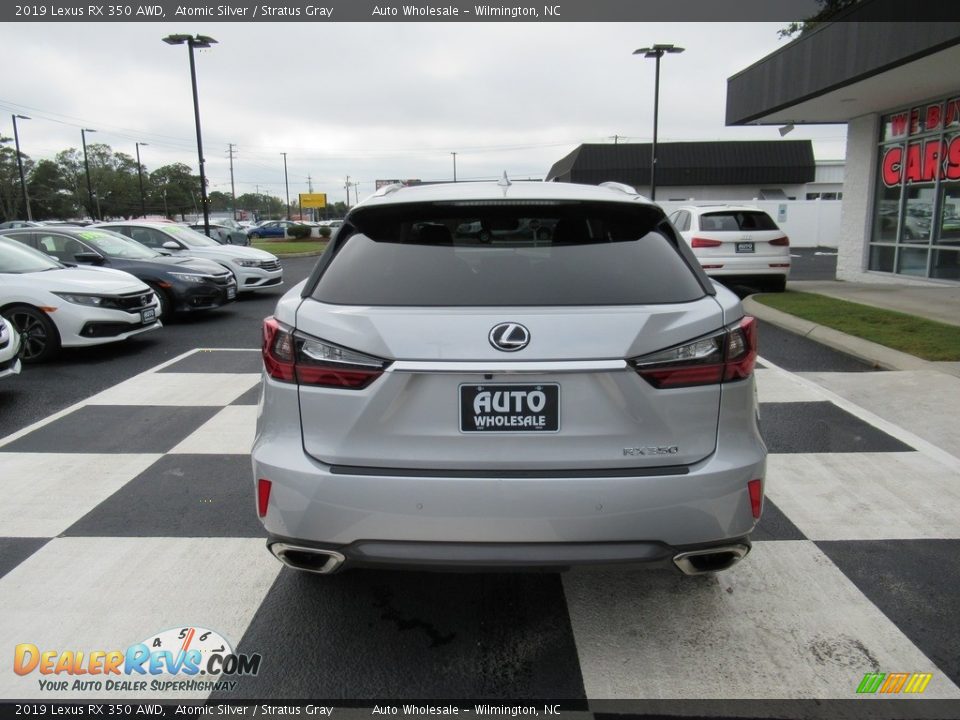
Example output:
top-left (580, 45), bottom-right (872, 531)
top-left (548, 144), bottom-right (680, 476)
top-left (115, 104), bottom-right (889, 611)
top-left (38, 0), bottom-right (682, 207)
top-left (1, 405), bottom-right (220, 454)
top-left (213, 568), bottom-right (587, 700)
top-left (230, 385), bottom-right (261, 406)
top-left (818, 539), bottom-right (960, 688)
top-left (759, 402), bottom-right (913, 453)
top-left (756, 321), bottom-right (880, 373)
top-left (750, 498), bottom-right (806, 542)
top-left (158, 350), bottom-right (262, 374)
top-left (63, 454), bottom-right (264, 538)
top-left (0, 538), bottom-right (50, 580)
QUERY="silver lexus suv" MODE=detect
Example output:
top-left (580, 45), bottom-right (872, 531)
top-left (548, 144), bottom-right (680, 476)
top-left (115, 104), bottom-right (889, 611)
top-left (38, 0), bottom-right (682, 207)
top-left (253, 180), bottom-right (766, 575)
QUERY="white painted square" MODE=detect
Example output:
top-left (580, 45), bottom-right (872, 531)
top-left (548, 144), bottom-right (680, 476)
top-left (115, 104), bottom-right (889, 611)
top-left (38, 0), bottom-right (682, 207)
top-left (765, 452), bottom-right (960, 541)
top-left (0, 453), bottom-right (161, 537)
top-left (755, 367), bottom-right (825, 403)
top-left (85, 373), bottom-right (260, 407)
top-left (169, 406), bottom-right (257, 455)
top-left (563, 541), bottom-right (960, 699)
top-left (0, 537), bottom-right (281, 700)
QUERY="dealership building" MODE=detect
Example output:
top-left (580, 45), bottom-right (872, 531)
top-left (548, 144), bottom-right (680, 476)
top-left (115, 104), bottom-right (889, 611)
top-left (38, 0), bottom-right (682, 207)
top-left (726, 10), bottom-right (960, 284)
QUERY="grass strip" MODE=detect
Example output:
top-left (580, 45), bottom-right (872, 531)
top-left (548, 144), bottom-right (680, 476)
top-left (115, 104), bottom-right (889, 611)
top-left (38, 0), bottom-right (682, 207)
top-left (754, 291), bottom-right (960, 361)
top-left (251, 240), bottom-right (327, 255)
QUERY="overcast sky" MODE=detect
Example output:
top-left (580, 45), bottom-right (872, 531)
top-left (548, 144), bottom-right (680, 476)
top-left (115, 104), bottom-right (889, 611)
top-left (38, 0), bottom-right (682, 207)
top-left (1, 21), bottom-right (847, 208)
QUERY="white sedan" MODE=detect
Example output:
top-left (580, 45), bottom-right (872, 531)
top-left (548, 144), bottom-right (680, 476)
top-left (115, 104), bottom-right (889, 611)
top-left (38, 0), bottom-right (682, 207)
top-left (0, 237), bottom-right (161, 363)
top-left (0, 316), bottom-right (22, 379)
top-left (98, 222), bottom-right (283, 293)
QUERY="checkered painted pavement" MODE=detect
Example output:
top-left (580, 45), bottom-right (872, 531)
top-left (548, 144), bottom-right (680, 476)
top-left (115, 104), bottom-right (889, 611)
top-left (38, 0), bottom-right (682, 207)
top-left (1, 348), bottom-right (959, 709)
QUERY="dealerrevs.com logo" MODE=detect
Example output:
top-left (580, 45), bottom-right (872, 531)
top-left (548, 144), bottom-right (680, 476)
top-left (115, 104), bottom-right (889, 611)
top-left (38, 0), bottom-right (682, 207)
top-left (13, 627), bottom-right (262, 693)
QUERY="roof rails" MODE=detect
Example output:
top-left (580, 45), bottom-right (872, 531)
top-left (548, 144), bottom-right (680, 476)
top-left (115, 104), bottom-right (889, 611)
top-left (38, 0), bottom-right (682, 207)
top-left (599, 181), bottom-right (647, 199)
top-left (373, 183), bottom-right (406, 197)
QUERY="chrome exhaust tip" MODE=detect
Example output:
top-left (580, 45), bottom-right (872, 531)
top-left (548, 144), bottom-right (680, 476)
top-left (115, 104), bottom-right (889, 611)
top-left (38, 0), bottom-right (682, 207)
top-left (673, 543), bottom-right (750, 576)
top-left (269, 543), bottom-right (346, 574)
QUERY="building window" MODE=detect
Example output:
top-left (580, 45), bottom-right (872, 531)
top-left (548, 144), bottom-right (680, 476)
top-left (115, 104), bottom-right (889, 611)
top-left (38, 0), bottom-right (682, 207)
top-left (869, 95), bottom-right (960, 280)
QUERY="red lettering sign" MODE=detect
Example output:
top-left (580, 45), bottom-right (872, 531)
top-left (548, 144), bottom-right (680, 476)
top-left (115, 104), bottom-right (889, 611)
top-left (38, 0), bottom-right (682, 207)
top-left (890, 112), bottom-right (909, 137)
top-left (926, 104), bottom-right (942, 132)
top-left (882, 146), bottom-right (903, 186)
top-left (882, 136), bottom-right (960, 186)
top-left (910, 108), bottom-right (921, 135)
top-left (947, 99), bottom-right (960, 128)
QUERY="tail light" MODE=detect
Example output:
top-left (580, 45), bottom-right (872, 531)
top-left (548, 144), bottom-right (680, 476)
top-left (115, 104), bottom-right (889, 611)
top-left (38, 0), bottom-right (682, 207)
top-left (691, 237), bottom-right (722, 248)
top-left (769, 236), bottom-right (790, 246)
top-left (262, 316), bottom-right (390, 389)
top-left (747, 478), bottom-right (763, 519)
top-left (630, 316), bottom-right (757, 389)
top-left (257, 478), bottom-right (272, 518)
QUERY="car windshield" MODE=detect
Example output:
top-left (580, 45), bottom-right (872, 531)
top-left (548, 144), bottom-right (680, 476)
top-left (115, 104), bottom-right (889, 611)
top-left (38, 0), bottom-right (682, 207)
top-left (75, 230), bottom-right (161, 259)
top-left (164, 225), bottom-right (223, 247)
top-left (699, 211), bottom-right (779, 232)
top-left (313, 201), bottom-right (705, 306)
top-left (0, 236), bottom-right (64, 274)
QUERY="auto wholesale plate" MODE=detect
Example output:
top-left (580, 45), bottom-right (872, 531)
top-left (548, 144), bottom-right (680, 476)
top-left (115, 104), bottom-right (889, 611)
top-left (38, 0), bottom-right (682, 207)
top-left (735, 242), bottom-right (755, 253)
top-left (141, 308), bottom-right (156, 324)
top-left (459, 383), bottom-right (560, 433)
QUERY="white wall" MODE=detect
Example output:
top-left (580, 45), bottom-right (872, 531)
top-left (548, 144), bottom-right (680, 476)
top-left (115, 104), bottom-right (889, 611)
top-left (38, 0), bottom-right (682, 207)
top-left (837, 114), bottom-right (879, 281)
top-left (659, 199), bottom-right (843, 248)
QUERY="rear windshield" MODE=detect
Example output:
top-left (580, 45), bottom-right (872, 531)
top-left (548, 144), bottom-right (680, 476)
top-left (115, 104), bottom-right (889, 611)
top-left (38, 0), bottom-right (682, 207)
top-left (311, 201), bottom-right (706, 306)
top-left (699, 211), bottom-right (778, 232)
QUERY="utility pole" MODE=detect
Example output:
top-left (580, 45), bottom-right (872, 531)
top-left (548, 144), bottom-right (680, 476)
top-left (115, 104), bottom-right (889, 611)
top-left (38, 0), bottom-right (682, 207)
top-left (227, 144), bottom-right (237, 221)
top-left (451, 152), bottom-right (457, 182)
top-left (345, 175), bottom-right (351, 211)
top-left (281, 152), bottom-right (290, 219)
top-left (307, 174), bottom-right (314, 221)
top-left (609, 135), bottom-right (621, 144)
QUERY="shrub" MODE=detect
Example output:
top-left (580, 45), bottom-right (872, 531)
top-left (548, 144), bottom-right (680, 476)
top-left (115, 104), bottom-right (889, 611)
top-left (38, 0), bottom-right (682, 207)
top-left (288, 224), bottom-right (313, 240)
top-left (318, 226), bottom-right (332, 238)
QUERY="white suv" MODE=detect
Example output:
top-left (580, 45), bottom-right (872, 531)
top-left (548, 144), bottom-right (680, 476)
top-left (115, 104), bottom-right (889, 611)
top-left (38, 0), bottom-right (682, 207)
top-left (668, 205), bottom-right (790, 292)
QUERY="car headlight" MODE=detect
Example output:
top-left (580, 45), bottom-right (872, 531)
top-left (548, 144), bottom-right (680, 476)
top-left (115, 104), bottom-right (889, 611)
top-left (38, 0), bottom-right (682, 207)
top-left (169, 272), bottom-right (208, 284)
top-left (53, 292), bottom-right (115, 308)
top-left (233, 259), bottom-right (260, 267)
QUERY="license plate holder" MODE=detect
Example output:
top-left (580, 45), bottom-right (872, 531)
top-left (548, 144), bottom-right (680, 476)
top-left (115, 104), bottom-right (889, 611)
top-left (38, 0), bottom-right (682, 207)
top-left (460, 383), bottom-right (560, 433)
top-left (227, 287), bottom-right (237, 300)
top-left (141, 308), bottom-right (156, 324)
top-left (736, 242), bottom-right (755, 253)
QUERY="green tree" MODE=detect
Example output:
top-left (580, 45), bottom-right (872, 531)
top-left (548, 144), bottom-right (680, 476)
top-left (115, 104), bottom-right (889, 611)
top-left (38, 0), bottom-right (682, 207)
top-left (236, 192), bottom-right (285, 220)
top-left (779, 0), bottom-right (860, 38)
top-left (149, 163), bottom-right (202, 220)
top-left (0, 135), bottom-right (33, 221)
top-left (207, 190), bottom-right (233, 213)
top-left (28, 159), bottom-right (78, 219)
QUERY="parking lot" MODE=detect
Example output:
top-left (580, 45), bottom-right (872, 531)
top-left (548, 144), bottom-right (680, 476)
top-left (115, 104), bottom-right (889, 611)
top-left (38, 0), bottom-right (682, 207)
top-left (2, 249), bottom-right (959, 713)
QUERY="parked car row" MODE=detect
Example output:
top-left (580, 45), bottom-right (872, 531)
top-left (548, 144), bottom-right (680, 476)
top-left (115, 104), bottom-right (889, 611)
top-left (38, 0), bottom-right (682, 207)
top-left (0, 221), bottom-right (283, 364)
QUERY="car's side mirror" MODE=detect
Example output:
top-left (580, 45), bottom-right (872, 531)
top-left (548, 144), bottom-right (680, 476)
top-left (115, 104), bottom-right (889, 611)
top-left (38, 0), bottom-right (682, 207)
top-left (73, 252), bottom-right (103, 264)
top-left (162, 241), bottom-right (180, 250)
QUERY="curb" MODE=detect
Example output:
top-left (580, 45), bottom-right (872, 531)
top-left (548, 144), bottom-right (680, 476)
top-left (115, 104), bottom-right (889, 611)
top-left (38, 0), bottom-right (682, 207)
top-left (743, 295), bottom-right (942, 373)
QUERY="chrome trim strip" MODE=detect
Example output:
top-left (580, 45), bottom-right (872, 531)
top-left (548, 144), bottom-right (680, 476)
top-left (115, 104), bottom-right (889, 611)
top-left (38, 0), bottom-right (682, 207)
top-left (387, 359), bottom-right (627, 374)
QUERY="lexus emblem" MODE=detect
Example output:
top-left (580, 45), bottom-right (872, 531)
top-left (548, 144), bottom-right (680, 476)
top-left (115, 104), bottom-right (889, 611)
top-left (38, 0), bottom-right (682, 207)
top-left (489, 322), bottom-right (530, 352)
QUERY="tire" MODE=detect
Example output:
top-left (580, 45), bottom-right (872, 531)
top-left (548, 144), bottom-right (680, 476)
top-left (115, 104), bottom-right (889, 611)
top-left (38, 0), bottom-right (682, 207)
top-left (3, 304), bottom-right (61, 363)
top-left (148, 284), bottom-right (173, 321)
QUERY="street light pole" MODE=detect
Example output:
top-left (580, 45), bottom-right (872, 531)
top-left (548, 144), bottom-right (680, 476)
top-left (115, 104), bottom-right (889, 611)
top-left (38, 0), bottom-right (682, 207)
top-left (633, 43), bottom-right (684, 201)
top-left (12, 114), bottom-right (32, 221)
top-left (281, 152), bottom-right (290, 218)
top-left (135, 142), bottom-right (149, 218)
top-left (451, 152), bottom-right (457, 182)
top-left (163, 33), bottom-right (217, 236)
top-left (81, 128), bottom-right (97, 221)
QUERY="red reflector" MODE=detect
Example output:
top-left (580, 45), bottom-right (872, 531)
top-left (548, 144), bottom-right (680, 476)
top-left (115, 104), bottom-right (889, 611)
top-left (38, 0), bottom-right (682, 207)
top-left (769, 236), bottom-right (790, 246)
top-left (691, 237), bottom-right (722, 248)
top-left (701, 264), bottom-right (724, 269)
top-left (768, 263), bottom-right (790, 268)
top-left (747, 478), bottom-right (763, 519)
top-left (257, 478), bottom-right (272, 518)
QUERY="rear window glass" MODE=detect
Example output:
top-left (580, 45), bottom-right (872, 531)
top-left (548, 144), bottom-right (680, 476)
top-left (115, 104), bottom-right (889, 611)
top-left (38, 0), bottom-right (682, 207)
top-left (699, 211), bottom-right (778, 232)
top-left (311, 202), bottom-right (705, 306)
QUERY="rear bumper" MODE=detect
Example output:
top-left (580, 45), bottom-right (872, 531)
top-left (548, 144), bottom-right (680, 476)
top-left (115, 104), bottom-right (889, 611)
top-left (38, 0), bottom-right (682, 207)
top-left (252, 375), bottom-right (766, 569)
top-left (699, 255), bottom-right (791, 278)
top-left (265, 535), bottom-right (751, 573)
